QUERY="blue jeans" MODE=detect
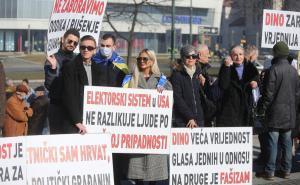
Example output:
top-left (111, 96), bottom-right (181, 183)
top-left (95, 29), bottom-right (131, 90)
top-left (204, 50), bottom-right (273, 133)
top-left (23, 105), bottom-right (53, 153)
top-left (265, 129), bottom-right (292, 175)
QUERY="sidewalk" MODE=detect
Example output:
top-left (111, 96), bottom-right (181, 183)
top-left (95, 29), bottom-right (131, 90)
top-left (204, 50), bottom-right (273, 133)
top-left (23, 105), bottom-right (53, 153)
top-left (252, 135), bottom-right (300, 184)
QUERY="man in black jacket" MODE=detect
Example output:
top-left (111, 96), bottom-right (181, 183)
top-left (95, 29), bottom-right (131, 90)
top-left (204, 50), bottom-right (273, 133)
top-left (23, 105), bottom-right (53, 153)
top-left (61, 35), bottom-right (97, 134)
top-left (28, 86), bottom-right (49, 135)
top-left (44, 29), bottom-right (80, 134)
top-left (92, 33), bottom-right (128, 87)
top-left (257, 41), bottom-right (300, 180)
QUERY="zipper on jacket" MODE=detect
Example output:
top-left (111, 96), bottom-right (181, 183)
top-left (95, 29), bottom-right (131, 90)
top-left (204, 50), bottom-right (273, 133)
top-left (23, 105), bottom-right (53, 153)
top-left (191, 78), bottom-right (198, 115)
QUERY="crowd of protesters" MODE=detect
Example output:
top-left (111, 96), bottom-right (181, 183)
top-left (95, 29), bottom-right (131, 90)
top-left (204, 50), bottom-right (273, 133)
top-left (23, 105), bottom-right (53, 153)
top-left (0, 28), bottom-right (300, 183)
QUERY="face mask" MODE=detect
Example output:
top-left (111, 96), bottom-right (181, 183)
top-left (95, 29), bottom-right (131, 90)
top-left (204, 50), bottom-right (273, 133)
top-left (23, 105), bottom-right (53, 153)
top-left (100, 47), bottom-right (113, 58)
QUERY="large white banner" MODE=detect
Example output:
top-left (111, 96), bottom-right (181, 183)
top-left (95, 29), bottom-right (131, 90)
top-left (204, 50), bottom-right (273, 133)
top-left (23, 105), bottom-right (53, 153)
top-left (47, 0), bottom-right (108, 55)
top-left (170, 128), bottom-right (253, 185)
top-left (261, 9), bottom-right (300, 50)
top-left (83, 86), bottom-right (173, 154)
top-left (0, 134), bottom-right (114, 185)
top-left (0, 137), bottom-right (27, 185)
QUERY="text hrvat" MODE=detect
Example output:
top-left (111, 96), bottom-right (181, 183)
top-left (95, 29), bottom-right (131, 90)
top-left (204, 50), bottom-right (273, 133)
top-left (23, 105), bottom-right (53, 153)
top-left (26, 144), bottom-right (109, 164)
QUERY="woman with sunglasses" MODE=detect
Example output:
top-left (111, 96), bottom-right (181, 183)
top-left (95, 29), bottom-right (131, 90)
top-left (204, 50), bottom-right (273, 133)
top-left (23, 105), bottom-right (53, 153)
top-left (123, 49), bottom-right (172, 185)
top-left (170, 45), bottom-right (205, 128)
top-left (3, 84), bottom-right (33, 137)
top-left (61, 35), bottom-right (97, 134)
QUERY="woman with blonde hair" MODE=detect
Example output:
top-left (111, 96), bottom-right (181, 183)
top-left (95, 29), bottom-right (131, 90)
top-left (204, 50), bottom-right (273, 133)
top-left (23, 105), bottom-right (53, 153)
top-left (122, 48), bottom-right (172, 185)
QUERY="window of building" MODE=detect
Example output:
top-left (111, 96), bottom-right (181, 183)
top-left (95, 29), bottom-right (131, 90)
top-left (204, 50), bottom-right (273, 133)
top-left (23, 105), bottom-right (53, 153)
top-left (0, 31), bottom-right (4, 51)
top-left (5, 31), bottom-right (15, 51)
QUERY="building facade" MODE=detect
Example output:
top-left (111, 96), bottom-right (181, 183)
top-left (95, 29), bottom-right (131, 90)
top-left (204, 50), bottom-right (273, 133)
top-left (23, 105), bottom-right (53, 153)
top-left (0, 0), bottom-right (223, 53)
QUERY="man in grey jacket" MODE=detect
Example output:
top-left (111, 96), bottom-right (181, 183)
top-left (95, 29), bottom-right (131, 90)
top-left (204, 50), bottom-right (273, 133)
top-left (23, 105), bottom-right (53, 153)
top-left (44, 29), bottom-right (80, 134)
top-left (257, 41), bottom-right (300, 180)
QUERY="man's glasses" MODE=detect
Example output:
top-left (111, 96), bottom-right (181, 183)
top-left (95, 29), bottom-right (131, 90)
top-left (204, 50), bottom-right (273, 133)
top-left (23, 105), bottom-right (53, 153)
top-left (80, 45), bottom-right (95, 51)
top-left (100, 44), bottom-right (112, 48)
top-left (66, 39), bottom-right (78, 46)
top-left (137, 57), bottom-right (149, 63)
top-left (185, 54), bottom-right (198, 60)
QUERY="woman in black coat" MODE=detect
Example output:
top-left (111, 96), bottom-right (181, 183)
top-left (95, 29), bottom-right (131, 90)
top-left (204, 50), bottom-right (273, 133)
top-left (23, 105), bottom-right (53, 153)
top-left (171, 45), bottom-right (205, 128)
top-left (217, 45), bottom-right (259, 127)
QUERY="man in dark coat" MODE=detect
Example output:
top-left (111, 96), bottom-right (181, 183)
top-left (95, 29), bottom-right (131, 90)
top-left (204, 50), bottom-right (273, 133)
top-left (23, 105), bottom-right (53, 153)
top-left (92, 33), bottom-right (128, 87)
top-left (28, 86), bottom-right (49, 135)
top-left (0, 61), bottom-right (6, 133)
top-left (44, 29), bottom-right (80, 134)
top-left (257, 41), bottom-right (300, 180)
top-left (217, 45), bottom-right (259, 127)
top-left (61, 35), bottom-right (98, 134)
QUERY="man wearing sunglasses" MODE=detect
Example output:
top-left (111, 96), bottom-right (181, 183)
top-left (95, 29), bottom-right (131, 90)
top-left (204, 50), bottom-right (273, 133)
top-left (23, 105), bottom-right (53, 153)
top-left (44, 28), bottom-right (80, 134)
top-left (92, 33), bottom-right (128, 87)
top-left (61, 35), bottom-right (97, 134)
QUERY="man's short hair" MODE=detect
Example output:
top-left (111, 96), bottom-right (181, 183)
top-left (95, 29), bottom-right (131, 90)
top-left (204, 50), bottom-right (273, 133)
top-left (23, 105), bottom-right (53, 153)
top-left (22, 78), bottom-right (29, 84)
top-left (63, 28), bottom-right (80, 39)
top-left (102, 33), bottom-right (116, 44)
top-left (80, 35), bottom-right (96, 46)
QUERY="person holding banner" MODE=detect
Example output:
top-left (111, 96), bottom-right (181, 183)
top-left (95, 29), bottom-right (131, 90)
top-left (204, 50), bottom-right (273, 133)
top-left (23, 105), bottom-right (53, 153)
top-left (92, 33), bottom-right (128, 87)
top-left (44, 28), bottom-right (80, 134)
top-left (123, 48), bottom-right (172, 185)
top-left (61, 35), bottom-right (97, 134)
top-left (170, 45), bottom-right (204, 128)
top-left (217, 45), bottom-right (259, 127)
top-left (3, 84), bottom-right (33, 137)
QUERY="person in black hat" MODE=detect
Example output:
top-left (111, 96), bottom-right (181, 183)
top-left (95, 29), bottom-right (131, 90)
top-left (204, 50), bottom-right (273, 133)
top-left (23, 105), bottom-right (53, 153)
top-left (257, 41), bottom-right (300, 180)
top-left (28, 86), bottom-right (49, 135)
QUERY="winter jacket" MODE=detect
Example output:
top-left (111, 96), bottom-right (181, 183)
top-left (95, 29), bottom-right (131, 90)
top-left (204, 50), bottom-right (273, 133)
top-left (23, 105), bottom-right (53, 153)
top-left (258, 57), bottom-right (300, 129)
top-left (171, 65), bottom-right (205, 127)
top-left (3, 94), bottom-right (33, 137)
top-left (217, 61), bottom-right (259, 127)
top-left (28, 95), bottom-right (49, 135)
top-left (92, 51), bottom-right (128, 87)
top-left (44, 49), bottom-right (76, 104)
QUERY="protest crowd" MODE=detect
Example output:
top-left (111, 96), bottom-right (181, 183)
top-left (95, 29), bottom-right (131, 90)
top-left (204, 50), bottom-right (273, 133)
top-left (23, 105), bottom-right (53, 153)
top-left (1, 28), bottom-right (300, 184)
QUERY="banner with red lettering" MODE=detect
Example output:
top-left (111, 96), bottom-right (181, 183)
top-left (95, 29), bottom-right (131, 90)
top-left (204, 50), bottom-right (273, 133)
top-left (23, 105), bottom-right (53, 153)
top-left (47, 0), bottom-right (108, 55)
top-left (0, 137), bottom-right (26, 185)
top-left (26, 134), bottom-right (113, 185)
top-left (170, 128), bottom-right (252, 185)
top-left (83, 86), bottom-right (173, 154)
top-left (262, 9), bottom-right (300, 50)
top-left (1, 134), bottom-right (114, 185)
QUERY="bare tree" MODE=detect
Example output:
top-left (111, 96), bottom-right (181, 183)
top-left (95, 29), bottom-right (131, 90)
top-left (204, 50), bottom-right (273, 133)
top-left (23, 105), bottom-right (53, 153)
top-left (104, 0), bottom-right (169, 63)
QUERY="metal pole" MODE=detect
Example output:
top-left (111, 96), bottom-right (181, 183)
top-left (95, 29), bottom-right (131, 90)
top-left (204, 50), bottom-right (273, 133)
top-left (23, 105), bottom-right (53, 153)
top-left (189, 0), bottom-right (193, 44)
top-left (171, 0), bottom-right (175, 62)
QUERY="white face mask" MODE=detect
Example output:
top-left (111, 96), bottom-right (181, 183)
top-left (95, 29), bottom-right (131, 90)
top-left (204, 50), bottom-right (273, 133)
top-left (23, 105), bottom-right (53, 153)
top-left (100, 47), bottom-right (112, 58)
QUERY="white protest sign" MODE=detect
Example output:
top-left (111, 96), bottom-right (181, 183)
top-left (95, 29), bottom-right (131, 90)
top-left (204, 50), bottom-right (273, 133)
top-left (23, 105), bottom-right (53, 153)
top-left (83, 86), bottom-right (173, 154)
top-left (261, 9), bottom-right (300, 50)
top-left (170, 127), bottom-right (252, 185)
top-left (26, 134), bottom-right (114, 185)
top-left (47, 0), bottom-right (108, 55)
top-left (0, 137), bottom-right (27, 185)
